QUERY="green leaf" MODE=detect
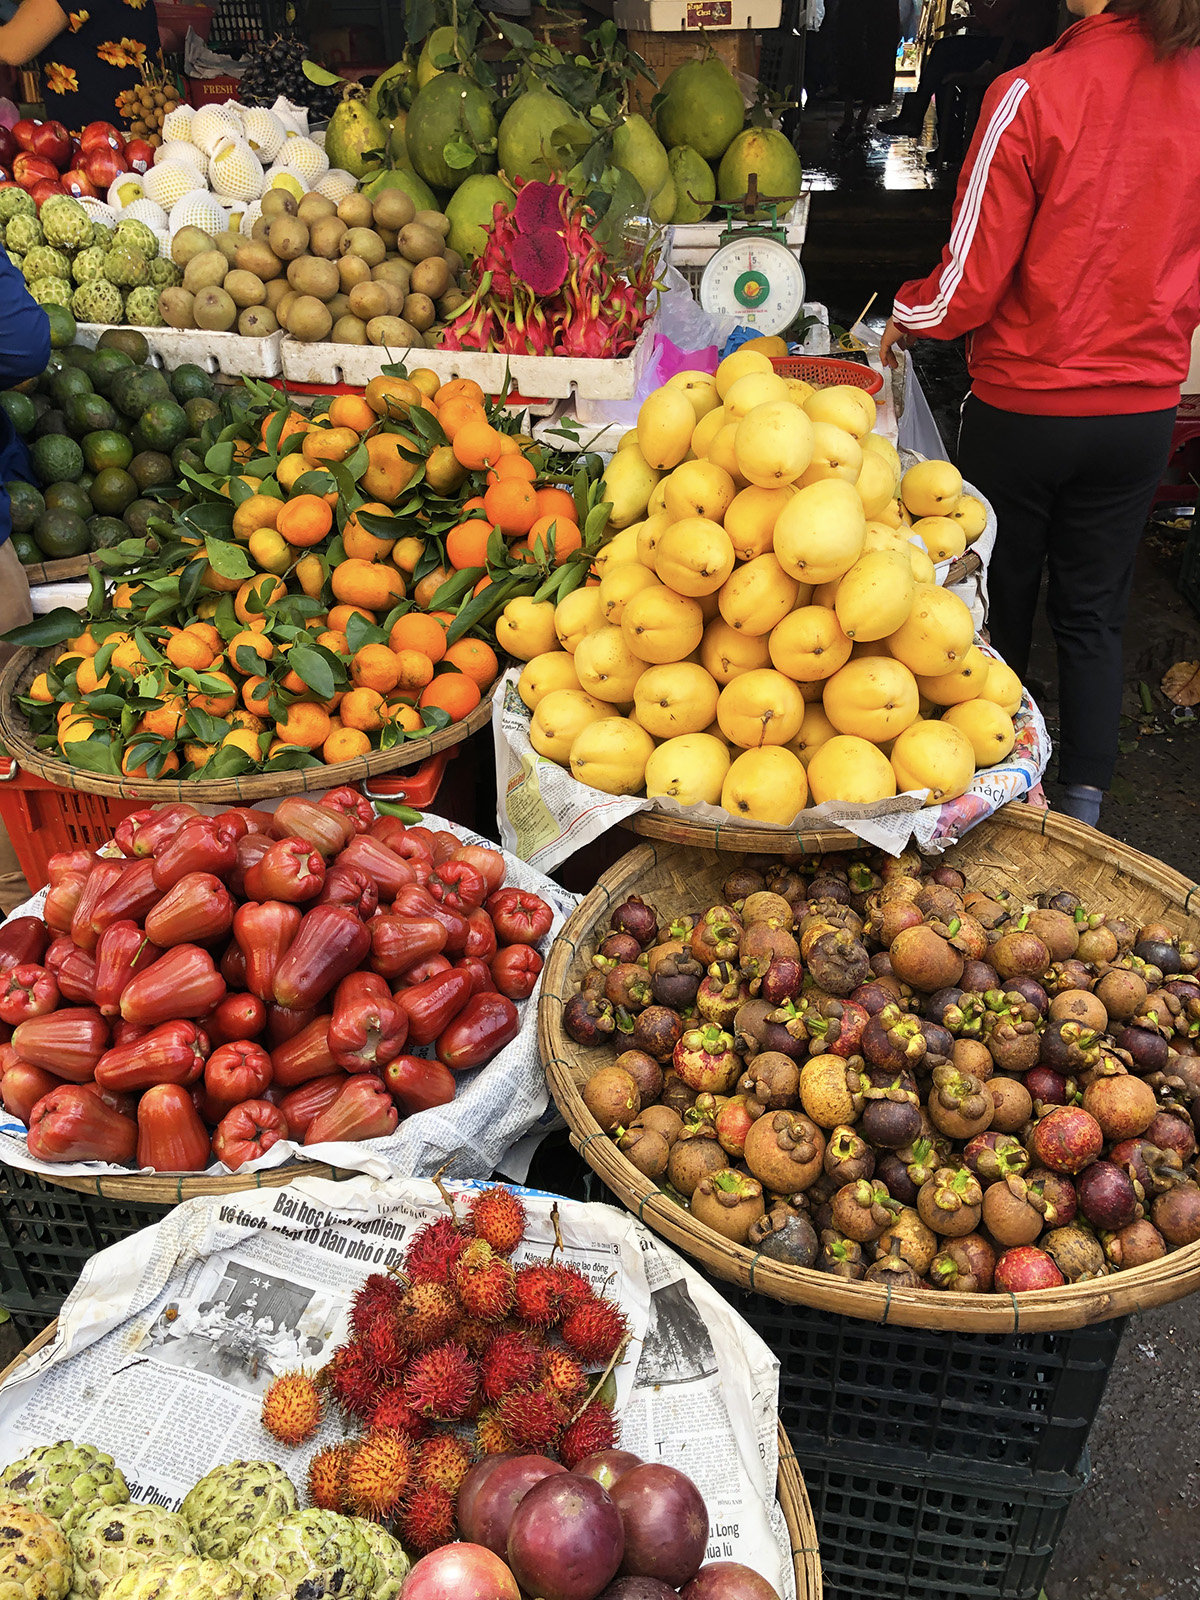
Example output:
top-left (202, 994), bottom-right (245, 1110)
top-left (83, 693), bottom-right (127, 717)
top-left (345, 611), bottom-right (388, 653)
top-left (179, 558), bottom-right (207, 608)
top-left (356, 510), bottom-right (398, 540)
top-left (344, 442), bottom-right (369, 480)
top-left (2, 609), bottom-right (78, 648)
top-left (65, 739), bottom-right (121, 776)
top-left (92, 538), bottom-right (150, 569)
top-left (263, 746), bottom-right (324, 771)
top-left (186, 502), bottom-right (237, 535)
top-left (233, 642), bottom-right (267, 676)
top-left (443, 132), bottom-right (480, 170)
top-left (419, 705), bottom-right (452, 732)
top-left (303, 57), bottom-right (344, 84)
top-left (374, 799), bottom-right (423, 822)
top-left (87, 566), bottom-right (105, 617)
top-left (447, 576), bottom-right (517, 646)
top-left (201, 744), bottom-right (254, 779)
top-left (584, 500), bottom-right (613, 547)
top-left (288, 643), bottom-right (336, 700)
top-left (204, 537), bottom-right (255, 581)
top-left (205, 441), bottom-right (235, 477)
top-left (428, 567), bottom-right (483, 610)
top-left (186, 707), bottom-right (228, 744)
top-left (403, 406), bottom-right (447, 449)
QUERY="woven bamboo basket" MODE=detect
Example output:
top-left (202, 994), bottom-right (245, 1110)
top-left (540, 806), bottom-right (1200, 1332)
top-left (32, 1160), bottom-right (355, 1202)
top-left (0, 1326), bottom-right (823, 1600)
top-left (944, 548), bottom-right (982, 588)
top-left (0, 647), bottom-right (497, 802)
top-left (19, 554), bottom-right (96, 585)
top-left (627, 813), bottom-right (861, 851)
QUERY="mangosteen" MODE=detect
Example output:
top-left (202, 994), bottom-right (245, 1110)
top-left (1135, 937), bottom-right (1182, 976)
top-left (964, 1130), bottom-right (1030, 1185)
top-left (1048, 989), bottom-right (1107, 1031)
top-left (824, 1125), bottom-right (876, 1185)
top-left (874, 899), bottom-right (925, 945)
top-left (1145, 1108), bottom-right (1198, 1161)
top-left (605, 962), bottom-right (653, 1013)
top-left (741, 891), bottom-right (795, 929)
top-left (1002, 975), bottom-right (1050, 1015)
top-left (927, 1064), bottom-right (994, 1140)
top-left (1109, 1137), bottom-right (1185, 1199)
top-left (876, 1151), bottom-right (920, 1206)
top-left (714, 1094), bottom-right (757, 1158)
top-left (1028, 1105), bottom-right (1104, 1174)
top-left (1026, 1167), bottom-right (1078, 1226)
top-left (673, 1024), bottom-right (740, 1093)
top-left (1077, 1161), bottom-right (1140, 1230)
top-left (831, 1178), bottom-right (901, 1242)
top-left (861, 1090), bottom-right (923, 1151)
top-left (1103, 1218), bottom-right (1166, 1269)
top-left (690, 1170), bottom-right (766, 1244)
top-left (1041, 1224), bottom-right (1108, 1281)
top-left (930, 863), bottom-right (966, 892)
top-left (1039, 1018), bottom-right (1101, 1073)
top-left (614, 1050), bottom-right (664, 1105)
top-left (818, 1229), bottom-right (866, 1280)
top-left (917, 1020), bottom-right (955, 1067)
top-left (564, 992), bottom-right (617, 1045)
top-left (583, 1066), bottom-right (640, 1133)
top-left (981, 1174), bottom-right (1052, 1245)
top-left (765, 865), bottom-right (808, 908)
top-left (1113, 1024), bottom-right (1170, 1073)
top-left (627, 1006), bottom-right (682, 1064)
top-left (1093, 967), bottom-right (1147, 1022)
top-left (888, 924), bottom-right (965, 994)
top-left (617, 1124), bottom-right (670, 1180)
top-left (961, 959), bottom-right (1000, 993)
top-left (1152, 1181), bottom-right (1200, 1244)
top-left (634, 1105), bottom-right (684, 1144)
top-left (666, 1131), bottom-right (728, 1197)
top-left (723, 866), bottom-right (766, 903)
top-left (924, 987), bottom-right (966, 1027)
top-left (761, 955), bottom-right (804, 1006)
top-left (1025, 1065), bottom-right (1072, 1107)
top-left (656, 913), bottom-right (695, 947)
top-left (870, 951), bottom-right (896, 979)
top-left (611, 894), bottom-right (658, 947)
top-left (690, 905), bottom-right (743, 965)
top-left (599, 932), bottom-right (644, 965)
top-left (805, 998), bottom-right (870, 1060)
top-left (954, 1037), bottom-right (995, 1081)
top-left (1026, 909), bottom-right (1080, 962)
top-left (862, 1005), bottom-right (928, 1073)
top-left (802, 928), bottom-right (869, 997)
top-left (991, 928), bottom-right (1051, 981)
top-left (852, 978), bottom-right (908, 1016)
top-left (748, 1203), bottom-right (819, 1268)
top-left (898, 1133), bottom-right (943, 1192)
top-left (808, 873), bottom-right (851, 905)
top-left (651, 952), bottom-right (703, 1011)
top-left (864, 1238), bottom-right (921, 1289)
top-left (1039, 889), bottom-right (1081, 915)
top-left (915, 882), bottom-right (964, 923)
top-left (875, 1206), bottom-right (938, 1275)
top-left (989, 1075), bottom-right (1034, 1134)
top-left (660, 1072), bottom-right (697, 1118)
top-left (1077, 924), bottom-right (1120, 965)
top-left (1043, 960), bottom-right (1096, 996)
top-left (1079, 1072), bottom-right (1156, 1142)
top-left (739, 922), bottom-right (800, 987)
top-left (743, 1109), bottom-right (825, 1194)
top-left (917, 1167), bottom-right (983, 1237)
top-left (738, 1051), bottom-right (800, 1114)
top-left (929, 1232), bottom-right (996, 1292)
top-left (962, 889), bottom-right (1010, 930)
top-left (695, 964), bottom-right (751, 1029)
top-left (580, 968), bottom-right (609, 1001)
top-left (798, 1053), bottom-right (865, 1129)
top-left (981, 993), bottom-right (1041, 1074)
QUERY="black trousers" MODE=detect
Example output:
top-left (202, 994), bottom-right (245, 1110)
top-left (957, 396), bottom-right (1176, 791)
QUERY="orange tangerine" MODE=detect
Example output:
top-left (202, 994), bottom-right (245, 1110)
top-left (413, 567), bottom-right (451, 610)
top-left (462, 496), bottom-right (487, 513)
top-left (243, 677), bottom-right (272, 716)
top-left (66, 630), bottom-right (99, 658)
top-left (453, 419), bottom-right (504, 471)
top-left (261, 410), bottom-right (310, 448)
top-left (486, 454), bottom-right (537, 486)
top-left (74, 658), bottom-right (109, 695)
top-left (472, 576), bottom-right (492, 597)
top-left (277, 494), bottom-right (334, 548)
top-left (235, 575), bottom-right (287, 625)
top-left (328, 393), bottom-right (376, 432)
top-left (27, 673), bottom-right (53, 704)
top-left (408, 368), bottom-right (442, 400)
top-left (362, 434), bottom-right (420, 505)
top-left (294, 553), bottom-right (326, 598)
top-left (228, 630), bottom-right (274, 670)
top-left (110, 638), bottom-right (149, 675)
top-left (495, 434), bottom-right (522, 458)
top-left (323, 726), bottom-right (372, 763)
top-left (394, 649), bottom-right (435, 691)
top-left (527, 514), bottom-right (581, 563)
top-left (200, 563), bottom-right (242, 595)
top-left (190, 623), bottom-right (222, 653)
top-left (228, 709), bottom-right (264, 732)
top-left (276, 455), bottom-right (315, 493)
top-left (166, 628), bottom-right (218, 671)
top-left (329, 604), bottom-right (376, 632)
top-left (483, 478), bottom-right (537, 537)
top-left (419, 672), bottom-right (482, 721)
top-left (275, 702), bottom-right (332, 749)
top-left (221, 728), bottom-right (263, 761)
top-left (122, 746), bottom-right (180, 778)
top-left (343, 501), bottom-right (395, 561)
top-left (249, 527), bottom-right (292, 576)
top-left (316, 629), bottom-right (349, 656)
top-left (535, 486), bottom-right (578, 523)
top-left (351, 643), bottom-right (401, 694)
top-left (391, 535), bottom-right (425, 575)
top-left (189, 671), bottom-right (239, 716)
top-left (443, 637), bottom-right (499, 689)
top-left (340, 686), bottom-right (386, 732)
top-left (232, 493), bottom-right (281, 541)
top-left (364, 374), bottom-right (423, 418)
top-left (437, 377), bottom-right (484, 408)
top-left (388, 611), bottom-right (446, 663)
top-left (302, 426), bottom-right (360, 465)
top-left (141, 696), bottom-right (186, 738)
top-left (445, 518), bottom-right (492, 571)
top-left (436, 396), bottom-right (486, 442)
top-left (331, 558), bottom-right (406, 611)
top-left (385, 702), bottom-right (424, 734)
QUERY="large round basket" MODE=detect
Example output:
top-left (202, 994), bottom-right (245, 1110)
top-left (540, 806), bottom-right (1200, 1332)
top-left (626, 814), bottom-right (861, 851)
top-left (19, 553), bottom-right (96, 585)
top-left (0, 647), bottom-right (497, 802)
top-left (30, 1159), bottom-right (355, 1202)
top-left (0, 1324), bottom-right (823, 1600)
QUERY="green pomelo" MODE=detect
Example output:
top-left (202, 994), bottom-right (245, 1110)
top-left (648, 175), bottom-right (676, 224)
top-left (611, 114), bottom-right (670, 205)
top-left (64, 391), bottom-right (118, 436)
top-left (445, 173), bottom-right (510, 260)
top-left (363, 166), bottom-right (438, 212)
top-left (717, 127), bottom-right (802, 210)
top-left (88, 466), bottom-right (138, 516)
top-left (81, 429), bottom-right (133, 473)
top-left (325, 94), bottom-right (389, 181)
top-left (30, 433), bottom-right (84, 486)
top-left (387, 111), bottom-right (414, 171)
top-left (170, 363), bottom-right (215, 404)
top-left (657, 57), bottom-right (744, 161)
top-left (498, 89), bottom-right (590, 185)
top-left (96, 327), bottom-right (148, 364)
top-left (406, 73), bottom-right (497, 192)
top-left (370, 57), bottom-right (416, 121)
top-left (44, 303), bottom-right (76, 349)
top-left (668, 146), bottom-right (716, 222)
top-left (417, 27), bottom-right (455, 89)
top-left (87, 514), bottom-right (129, 549)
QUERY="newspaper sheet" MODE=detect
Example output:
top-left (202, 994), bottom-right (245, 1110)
top-left (0, 812), bottom-right (578, 1186)
top-left (0, 1174), bottom-right (794, 1597)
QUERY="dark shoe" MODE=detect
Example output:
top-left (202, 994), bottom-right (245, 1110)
top-left (878, 112), bottom-right (921, 134)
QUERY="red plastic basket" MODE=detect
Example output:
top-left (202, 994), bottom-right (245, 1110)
top-left (0, 760), bottom-right (144, 892)
top-left (772, 355), bottom-right (884, 397)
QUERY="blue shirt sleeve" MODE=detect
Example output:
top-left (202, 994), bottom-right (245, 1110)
top-left (0, 252), bottom-right (51, 386)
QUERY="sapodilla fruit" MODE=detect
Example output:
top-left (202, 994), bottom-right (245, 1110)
top-left (598, 561), bottom-right (661, 625)
top-left (807, 733), bottom-right (898, 804)
top-left (734, 401), bottom-right (815, 488)
top-left (573, 625), bottom-right (645, 702)
top-left (721, 745), bottom-right (809, 823)
top-left (773, 479), bottom-right (867, 585)
top-left (554, 586), bottom-right (606, 653)
top-left (911, 516), bottom-right (966, 563)
top-left (768, 605), bottom-right (852, 681)
top-left (890, 718), bottom-right (976, 803)
top-left (717, 668), bottom-right (805, 747)
top-left (603, 448), bottom-right (661, 528)
top-left (634, 662), bottom-right (720, 738)
top-left (622, 587), bottom-right (705, 663)
top-left (666, 369), bottom-right (720, 420)
top-left (855, 450), bottom-right (898, 518)
top-left (950, 493), bottom-right (988, 542)
top-left (635, 510), bottom-right (671, 567)
top-left (804, 383), bottom-right (877, 440)
top-left (980, 658), bottom-right (1023, 715)
top-left (569, 717), bottom-right (655, 794)
top-left (637, 387), bottom-right (696, 470)
top-left (798, 422), bottom-right (862, 486)
top-left (654, 518), bottom-right (735, 596)
top-left (531, 689), bottom-right (616, 764)
top-left (723, 370), bottom-right (790, 420)
top-left (901, 459), bottom-right (963, 517)
top-left (724, 483), bottom-right (796, 560)
top-left (700, 617), bottom-right (771, 684)
top-left (663, 459), bottom-right (737, 522)
top-left (790, 701), bottom-right (839, 766)
top-left (944, 698), bottom-right (1017, 765)
top-left (834, 549), bottom-right (915, 640)
top-left (518, 652), bottom-right (580, 708)
top-left (915, 643), bottom-right (989, 705)
top-left (645, 732), bottom-right (730, 806)
top-left (823, 656), bottom-right (920, 742)
top-left (886, 584), bottom-right (974, 677)
top-left (718, 553), bottom-right (801, 636)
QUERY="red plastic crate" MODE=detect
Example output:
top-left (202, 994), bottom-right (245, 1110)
top-left (772, 355), bottom-right (884, 397)
top-left (187, 76), bottom-right (240, 105)
top-left (360, 749), bottom-right (452, 811)
top-left (0, 760), bottom-right (144, 892)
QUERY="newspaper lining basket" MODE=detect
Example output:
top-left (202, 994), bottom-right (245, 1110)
top-left (0, 646), bottom-right (497, 802)
top-left (539, 806), bottom-right (1200, 1332)
top-left (0, 1323), bottom-right (823, 1600)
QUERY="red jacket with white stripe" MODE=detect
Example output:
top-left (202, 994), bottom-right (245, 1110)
top-left (893, 13), bottom-right (1200, 415)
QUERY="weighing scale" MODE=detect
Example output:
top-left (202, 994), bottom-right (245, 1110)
top-left (697, 178), bottom-right (807, 337)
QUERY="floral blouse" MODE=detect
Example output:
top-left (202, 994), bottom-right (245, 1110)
top-left (40, 0), bottom-right (162, 130)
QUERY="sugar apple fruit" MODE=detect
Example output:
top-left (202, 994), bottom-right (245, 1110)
top-left (72, 247), bottom-right (107, 284)
top-left (180, 1463), bottom-right (296, 1563)
top-left (124, 288), bottom-right (164, 328)
top-left (102, 251), bottom-right (149, 290)
top-left (0, 1445), bottom-right (129, 1536)
top-left (30, 278), bottom-right (74, 308)
top-left (41, 200), bottom-right (92, 252)
top-left (235, 1511), bottom-right (377, 1600)
top-left (111, 220), bottom-right (157, 262)
top-left (69, 1504), bottom-right (194, 1600)
top-left (147, 258), bottom-right (181, 290)
top-left (351, 1523), bottom-right (407, 1600)
top-left (89, 222), bottom-right (115, 250)
top-left (5, 216), bottom-right (42, 255)
top-left (23, 248), bottom-right (71, 284)
top-left (73, 281), bottom-right (124, 324)
top-left (0, 1502), bottom-right (73, 1600)
top-left (97, 1557), bottom-right (249, 1600)
top-left (0, 189), bottom-right (35, 225)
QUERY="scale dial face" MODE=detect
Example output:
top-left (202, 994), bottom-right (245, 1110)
top-left (698, 235), bottom-right (806, 336)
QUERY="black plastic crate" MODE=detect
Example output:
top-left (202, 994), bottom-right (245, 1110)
top-left (719, 1283), bottom-right (1124, 1477)
top-left (0, 1166), bottom-right (172, 1317)
top-left (207, 0), bottom-right (285, 57)
top-left (799, 1446), bottom-right (1088, 1600)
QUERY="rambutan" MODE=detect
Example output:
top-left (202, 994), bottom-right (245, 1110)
top-left (397, 1280), bottom-right (460, 1349)
top-left (475, 1410), bottom-right (514, 1455)
top-left (370, 1387), bottom-right (428, 1439)
top-left (496, 1386), bottom-right (568, 1450)
top-left (481, 1328), bottom-right (544, 1403)
top-left (261, 1369), bottom-right (323, 1446)
top-left (513, 1263), bottom-right (566, 1327)
top-left (541, 1346), bottom-right (587, 1407)
top-left (561, 1295), bottom-right (630, 1366)
top-left (307, 1443), bottom-right (351, 1511)
top-left (345, 1428), bottom-right (415, 1520)
top-left (453, 1314), bottom-right (495, 1357)
top-left (551, 1263), bottom-right (596, 1315)
top-left (405, 1216), bottom-right (468, 1285)
top-left (329, 1341), bottom-right (378, 1420)
top-left (468, 1186), bottom-right (528, 1257)
top-left (397, 1485), bottom-right (456, 1556)
top-left (454, 1240), bottom-right (515, 1322)
top-left (403, 1340), bottom-right (479, 1420)
top-left (560, 1402), bottom-right (619, 1469)
top-left (360, 1313), bottom-right (408, 1379)
top-left (349, 1271), bottom-right (404, 1336)
top-left (417, 1431), bottom-right (474, 1497)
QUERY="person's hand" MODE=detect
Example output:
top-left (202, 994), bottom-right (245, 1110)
top-left (880, 317), bottom-right (912, 369)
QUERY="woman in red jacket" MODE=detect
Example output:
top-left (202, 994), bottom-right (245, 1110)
top-left (881, 0), bottom-right (1200, 830)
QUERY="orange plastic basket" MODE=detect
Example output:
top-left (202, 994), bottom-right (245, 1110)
top-left (0, 760), bottom-right (144, 892)
top-left (772, 355), bottom-right (884, 397)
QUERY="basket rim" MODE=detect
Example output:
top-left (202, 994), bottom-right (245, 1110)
top-left (0, 646), bottom-right (498, 801)
top-left (10, 1158), bottom-right (356, 1202)
top-left (539, 810), bottom-right (1200, 1333)
top-left (19, 553), bottom-right (96, 585)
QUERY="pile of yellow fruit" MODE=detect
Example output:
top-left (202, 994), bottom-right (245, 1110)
top-left (499, 344), bottom-right (1025, 825)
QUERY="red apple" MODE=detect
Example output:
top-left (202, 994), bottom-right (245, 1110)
top-left (29, 120), bottom-right (71, 169)
top-left (83, 147), bottom-right (126, 190)
top-left (60, 168), bottom-right (98, 198)
top-left (124, 139), bottom-right (154, 174)
top-left (0, 127), bottom-right (16, 168)
top-left (80, 121), bottom-right (123, 154)
top-left (30, 178), bottom-right (64, 207)
top-left (13, 152), bottom-right (59, 191)
top-left (12, 118), bottom-right (41, 153)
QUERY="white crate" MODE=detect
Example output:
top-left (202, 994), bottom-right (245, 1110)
top-left (613, 0), bottom-right (782, 29)
top-left (277, 323), bottom-right (658, 402)
top-left (74, 324), bottom-right (284, 379)
top-left (670, 194), bottom-right (809, 270)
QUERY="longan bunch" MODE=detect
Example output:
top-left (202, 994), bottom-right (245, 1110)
top-left (116, 65), bottom-right (182, 147)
